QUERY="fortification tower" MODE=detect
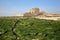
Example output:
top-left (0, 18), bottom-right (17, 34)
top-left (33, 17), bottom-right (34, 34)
top-left (29, 8), bottom-right (40, 15)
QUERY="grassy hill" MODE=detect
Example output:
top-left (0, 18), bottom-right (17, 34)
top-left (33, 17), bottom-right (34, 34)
top-left (0, 17), bottom-right (60, 40)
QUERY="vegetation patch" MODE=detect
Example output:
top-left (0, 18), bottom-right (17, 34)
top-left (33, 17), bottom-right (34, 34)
top-left (0, 17), bottom-right (60, 40)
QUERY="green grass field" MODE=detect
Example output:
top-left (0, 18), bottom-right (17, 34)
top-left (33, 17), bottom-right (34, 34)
top-left (0, 17), bottom-right (60, 40)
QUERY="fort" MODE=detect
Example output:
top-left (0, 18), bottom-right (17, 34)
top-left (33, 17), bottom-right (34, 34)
top-left (24, 8), bottom-right (60, 20)
top-left (24, 8), bottom-right (60, 17)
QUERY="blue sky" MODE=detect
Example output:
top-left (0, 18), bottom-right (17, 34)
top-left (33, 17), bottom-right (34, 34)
top-left (0, 0), bottom-right (60, 16)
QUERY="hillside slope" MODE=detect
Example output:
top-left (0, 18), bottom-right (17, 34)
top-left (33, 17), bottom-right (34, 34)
top-left (0, 17), bottom-right (60, 40)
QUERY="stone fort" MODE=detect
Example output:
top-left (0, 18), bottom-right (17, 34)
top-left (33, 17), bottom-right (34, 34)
top-left (24, 8), bottom-right (60, 17)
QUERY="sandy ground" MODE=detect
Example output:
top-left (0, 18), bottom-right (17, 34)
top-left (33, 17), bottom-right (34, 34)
top-left (35, 16), bottom-right (60, 20)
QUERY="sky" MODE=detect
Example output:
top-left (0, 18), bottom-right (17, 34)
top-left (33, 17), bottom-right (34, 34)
top-left (0, 0), bottom-right (60, 16)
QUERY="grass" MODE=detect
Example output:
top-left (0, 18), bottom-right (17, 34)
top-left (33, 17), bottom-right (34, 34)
top-left (0, 17), bottom-right (60, 40)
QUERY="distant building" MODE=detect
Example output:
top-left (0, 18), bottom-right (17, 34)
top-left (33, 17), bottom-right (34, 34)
top-left (24, 8), bottom-right (41, 17)
top-left (24, 8), bottom-right (60, 17)
top-left (24, 12), bottom-right (32, 17)
top-left (29, 8), bottom-right (40, 14)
